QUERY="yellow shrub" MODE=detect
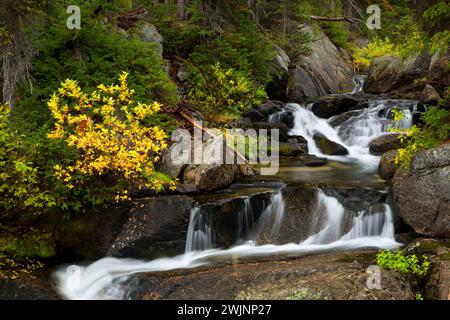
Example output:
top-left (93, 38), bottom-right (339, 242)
top-left (353, 39), bottom-right (400, 71)
top-left (47, 72), bottom-right (174, 201)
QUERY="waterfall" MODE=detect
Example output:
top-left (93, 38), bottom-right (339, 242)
top-left (351, 75), bottom-right (367, 94)
top-left (288, 99), bottom-right (417, 167)
top-left (302, 190), bottom-right (396, 246)
top-left (186, 191), bottom-right (285, 252)
top-left (185, 207), bottom-right (214, 253)
top-left (55, 189), bottom-right (399, 300)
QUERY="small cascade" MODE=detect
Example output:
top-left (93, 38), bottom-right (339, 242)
top-left (351, 75), bottom-right (367, 94)
top-left (288, 99), bottom-right (418, 167)
top-left (56, 189), bottom-right (399, 300)
top-left (185, 190), bottom-right (285, 252)
top-left (302, 190), bottom-right (396, 246)
top-left (185, 207), bottom-right (214, 253)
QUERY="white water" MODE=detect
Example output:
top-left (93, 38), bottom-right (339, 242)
top-left (288, 99), bottom-right (417, 168)
top-left (55, 189), bottom-right (399, 300)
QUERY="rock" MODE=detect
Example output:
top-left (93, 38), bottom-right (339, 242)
top-left (329, 110), bottom-right (363, 127)
top-left (277, 140), bottom-right (306, 157)
top-left (238, 164), bottom-right (257, 178)
top-left (130, 251), bottom-right (414, 300)
top-left (244, 109), bottom-right (265, 122)
top-left (183, 164), bottom-right (238, 192)
top-left (266, 45), bottom-right (290, 101)
top-left (159, 143), bottom-right (188, 179)
top-left (287, 25), bottom-right (354, 101)
top-left (248, 122), bottom-right (291, 142)
top-left (310, 95), bottom-right (361, 118)
top-left (299, 155), bottom-right (328, 167)
top-left (290, 135), bottom-right (309, 154)
top-left (364, 54), bottom-right (431, 94)
top-left (393, 144), bottom-right (450, 238)
top-left (420, 84), bottom-right (441, 105)
top-left (108, 196), bottom-right (193, 259)
top-left (137, 22), bottom-right (163, 56)
top-left (378, 150), bottom-right (400, 180)
top-left (369, 134), bottom-right (406, 155)
top-left (176, 64), bottom-right (189, 82)
top-left (321, 187), bottom-right (387, 213)
top-left (256, 100), bottom-right (284, 116)
top-left (0, 276), bottom-right (58, 300)
top-left (269, 111), bottom-right (295, 128)
top-left (54, 204), bottom-right (131, 261)
top-left (313, 133), bottom-right (349, 155)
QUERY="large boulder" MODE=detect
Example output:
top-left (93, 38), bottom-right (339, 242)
top-left (378, 150), bottom-right (400, 180)
top-left (364, 54), bottom-right (432, 94)
top-left (137, 22), bottom-right (164, 56)
top-left (313, 133), bottom-right (349, 155)
top-left (310, 95), bottom-right (361, 118)
top-left (183, 164), bottom-right (238, 192)
top-left (369, 134), bottom-right (406, 155)
top-left (420, 84), bottom-right (441, 105)
top-left (287, 26), bottom-right (354, 101)
top-left (277, 140), bottom-right (307, 156)
top-left (255, 100), bottom-right (284, 117)
top-left (266, 45), bottom-right (290, 101)
top-left (108, 196), bottom-right (193, 259)
top-left (393, 144), bottom-right (450, 238)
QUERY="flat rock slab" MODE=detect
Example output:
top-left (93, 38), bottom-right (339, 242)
top-left (130, 251), bottom-right (414, 300)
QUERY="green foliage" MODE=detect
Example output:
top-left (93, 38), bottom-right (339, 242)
top-left (415, 293), bottom-right (424, 300)
top-left (393, 106), bottom-right (450, 168)
top-left (186, 63), bottom-right (267, 125)
top-left (376, 249), bottom-right (430, 277)
top-left (352, 38), bottom-right (400, 71)
top-left (320, 21), bottom-right (350, 49)
top-left (423, 1), bottom-right (450, 30)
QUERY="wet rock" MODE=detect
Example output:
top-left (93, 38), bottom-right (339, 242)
top-left (277, 140), bottom-right (307, 157)
top-left (249, 122), bottom-right (291, 142)
top-left (289, 135), bottom-right (309, 154)
top-left (313, 133), bottom-right (349, 155)
top-left (369, 134), bottom-right (406, 155)
top-left (329, 110), bottom-right (363, 128)
top-left (393, 144), bottom-right (450, 238)
top-left (108, 196), bottom-right (194, 259)
top-left (244, 109), bottom-right (265, 122)
top-left (420, 84), bottom-right (441, 105)
top-left (287, 26), bottom-right (354, 101)
top-left (130, 251), bottom-right (414, 300)
top-left (378, 150), bottom-right (400, 180)
top-left (183, 164), bottom-right (239, 193)
top-left (0, 276), bottom-right (58, 300)
top-left (299, 155), bottom-right (328, 167)
top-left (256, 101), bottom-right (284, 117)
top-left (310, 95), bottom-right (361, 118)
top-left (321, 187), bottom-right (386, 213)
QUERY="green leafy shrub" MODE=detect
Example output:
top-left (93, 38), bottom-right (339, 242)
top-left (376, 249), bottom-right (430, 277)
top-left (352, 38), bottom-right (400, 71)
top-left (186, 63), bottom-right (267, 125)
top-left (393, 106), bottom-right (450, 168)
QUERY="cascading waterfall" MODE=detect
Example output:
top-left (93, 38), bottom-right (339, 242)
top-left (351, 75), bottom-right (367, 94)
top-left (185, 207), bottom-right (214, 253)
top-left (55, 189), bottom-right (399, 300)
top-left (288, 99), bottom-right (418, 167)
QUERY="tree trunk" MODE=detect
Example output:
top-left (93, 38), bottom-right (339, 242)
top-left (177, 0), bottom-right (187, 20)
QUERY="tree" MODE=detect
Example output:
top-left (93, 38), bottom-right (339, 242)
top-left (178, 0), bottom-right (187, 20)
top-left (0, 0), bottom-right (43, 108)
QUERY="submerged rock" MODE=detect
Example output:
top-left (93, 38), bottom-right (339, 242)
top-left (313, 133), bottom-right (349, 155)
top-left (393, 144), bottom-right (450, 238)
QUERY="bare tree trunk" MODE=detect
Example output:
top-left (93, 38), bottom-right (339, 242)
top-left (177, 0), bottom-right (187, 20)
top-left (1, 0), bottom-right (36, 108)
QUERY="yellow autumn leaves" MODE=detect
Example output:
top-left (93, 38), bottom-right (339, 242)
top-left (48, 72), bottom-right (174, 201)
